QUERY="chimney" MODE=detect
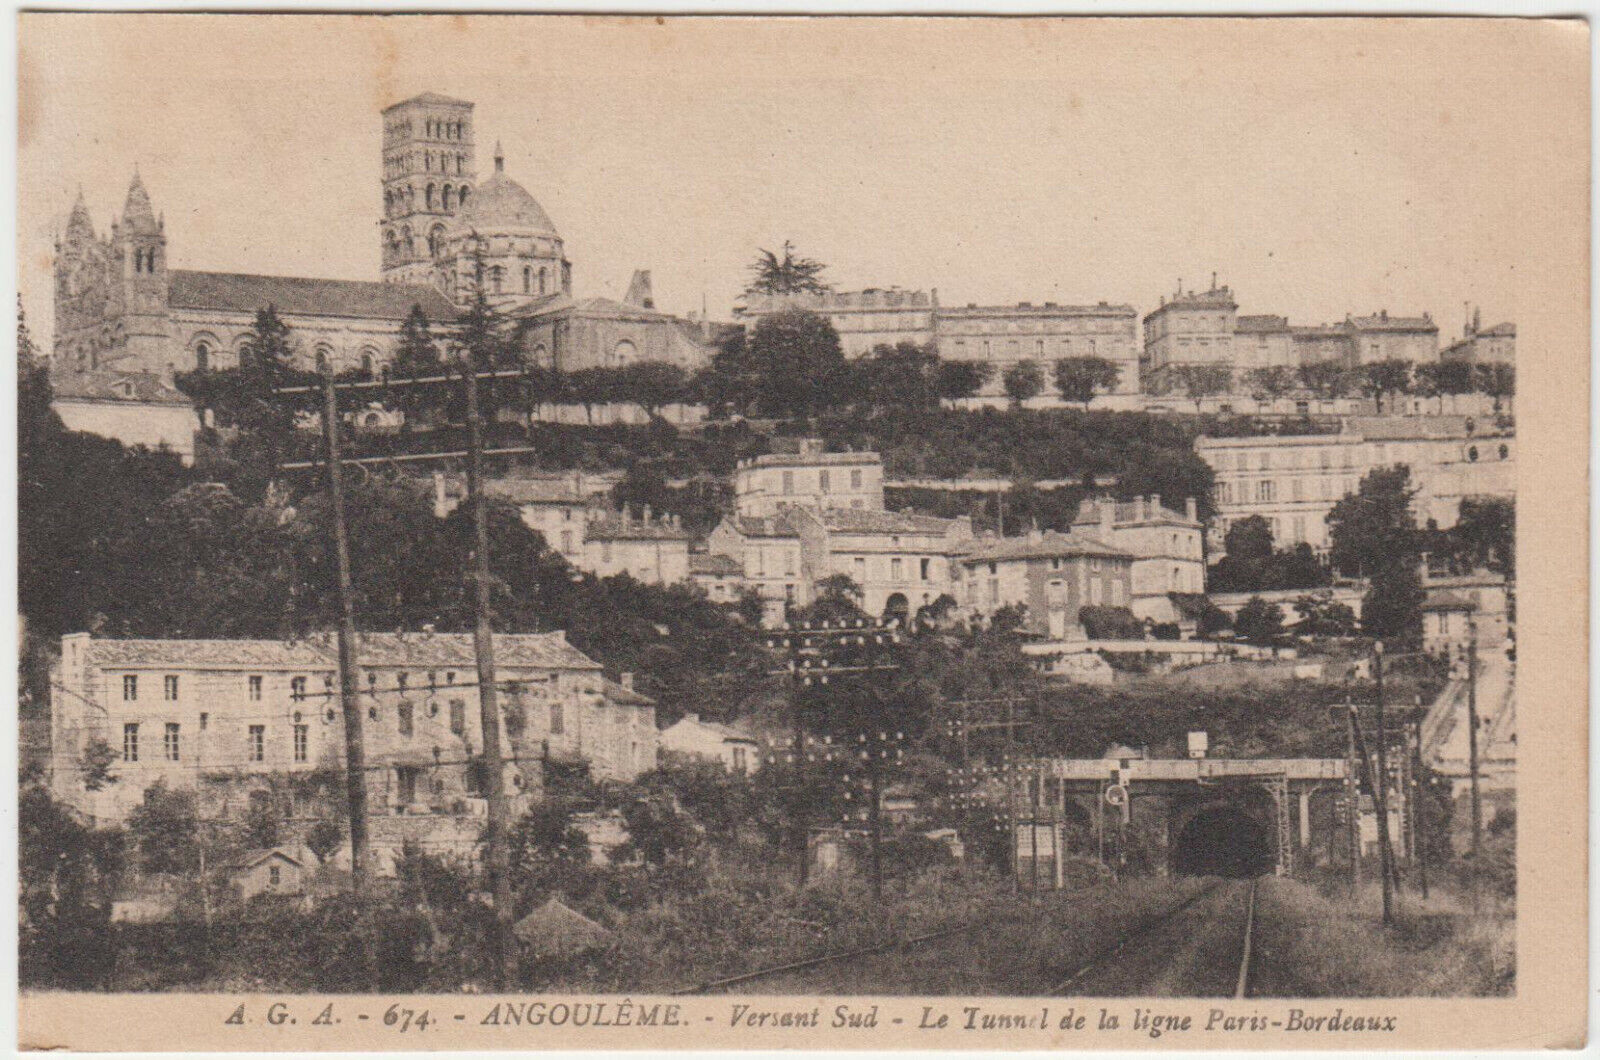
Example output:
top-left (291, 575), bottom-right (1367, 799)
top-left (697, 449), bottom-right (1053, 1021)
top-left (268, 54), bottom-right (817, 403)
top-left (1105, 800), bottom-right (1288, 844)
top-left (1151, 493), bottom-right (1162, 515)
top-left (433, 471), bottom-right (448, 518)
top-left (620, 672), bottom-right (635, 692)
top-left (625, 269), bottom-right (655, 310)
top-left (643, 503), bottom-right (653, 524)
top-left (1185, 496), bottom-right (1198, 522)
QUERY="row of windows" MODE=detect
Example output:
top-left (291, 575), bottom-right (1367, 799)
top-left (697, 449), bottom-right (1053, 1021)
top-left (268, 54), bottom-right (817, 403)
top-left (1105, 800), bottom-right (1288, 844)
top-left (777, 468), bottom-right (867, 495)
top-left (121, 669), bottom-right (479, 704)
top-left (948, 337), bottom-right (1108, 359)
top-left (1210, 447), bottom-right (1357, 472)
top-left (120, 721), bottom-right (310, 764)
top-left (130, 248), bottom-right (159, 274)
top-left (383, 182), bottom-right (472, 218)
top-left (851, 555), bottom-right (937, 583)
top-left (424, 118), bottom-right (466, 141)
top-left (1216, 477), bottom-right (1359, 505)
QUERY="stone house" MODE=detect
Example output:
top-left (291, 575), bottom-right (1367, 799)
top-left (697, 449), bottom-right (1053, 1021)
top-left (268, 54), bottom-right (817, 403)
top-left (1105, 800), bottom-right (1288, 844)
top-left (960, 530), bottom-right (1135, 640)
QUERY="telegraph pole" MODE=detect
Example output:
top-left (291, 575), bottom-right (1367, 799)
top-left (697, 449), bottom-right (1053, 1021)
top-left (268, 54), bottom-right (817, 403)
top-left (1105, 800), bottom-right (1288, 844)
top-left (1371, 642), bottom-right (1398, 912)
top-left (462, 342), bottom-right (516, 989)
top-left (320, 365), bottom-right (371, 893)
top-left (1344, 700), bottom-right (1361, 897)
top-left (1410, 712), bottom-right (1430, 900)
top-left (1349, 698), bottom-right (1394, 924)
top-left (1465, 619), bottom-right (1484, 909)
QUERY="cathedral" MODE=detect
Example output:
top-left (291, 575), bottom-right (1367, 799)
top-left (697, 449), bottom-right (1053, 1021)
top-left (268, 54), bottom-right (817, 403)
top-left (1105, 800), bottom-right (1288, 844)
top-left (52, 91), bottom-right (711, 408)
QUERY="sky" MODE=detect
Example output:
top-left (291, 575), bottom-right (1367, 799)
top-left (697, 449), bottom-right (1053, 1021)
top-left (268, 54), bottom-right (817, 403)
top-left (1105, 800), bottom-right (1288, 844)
top-left (17, 15), bottom-right (1581, 346)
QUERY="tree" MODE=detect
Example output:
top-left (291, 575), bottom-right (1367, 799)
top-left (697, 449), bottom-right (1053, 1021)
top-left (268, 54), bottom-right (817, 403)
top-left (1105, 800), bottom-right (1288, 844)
top-left (1447, 496), bottom-right (1515, 576)
top-left (1170, 363), bottom-right (1234, 412)
top-left (1078, 605), bottom-right (1144, 640)
top-left (795, 574), bottom-right (868, 626)
top-left (1297, 359), bottom-right (1356, 400)
top-left (1234, 596), bottom-right (1285, 645)
top-left (1328, 466), bottom-right (1424, 646)
top-left (1053, 356), bottom-right (1122, 409)
top-left (744, 309), bottom-right (848, 419)
top-left (1360, 358), bottom-right (1413, 413)
top-left (1413, 360), bottom-right (1475, 401)
top-left (856, 342), bottom-right (940, 411)
top-left (20, 787), bottom-right (124, 988)
top-left (1244, 365), bottom-right (1297, 403)
top-left (933, 359), bottom-right (993, 405)
top-left (1002, 360), bottom-right (1044, 408)
top-left (389, 303), bottom-right (446, 426)
top-left (307, 820), bottom-right (344, 865)
top-left (618, 361), bottom-right (688, 422)
top-left (745, 241), bottom-right (830, 297)
top-left (566, 366), bottom-right (621, 425)
top-left (1475, 362), bottom-right (1515, 413)
top-left (1293, 594), bottom-right (1358, 638)
top-left (126, 782), bottom-right (201, 876)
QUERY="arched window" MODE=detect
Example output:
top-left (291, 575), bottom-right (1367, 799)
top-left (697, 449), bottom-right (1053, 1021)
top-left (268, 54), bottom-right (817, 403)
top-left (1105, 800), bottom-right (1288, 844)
top-left (613, 339), bottom-right (638, 366)
top-left (533, 344), bottom-right (549, 367)
top-left (538, 267), bottom-right (548, 294)
top-left (441, 184), bottom-right (454, 211)
top-left (361, 353), bottom-right (374, 376)
top-left (315, 350), bottom-right (329, 372)
top-left (425, 184), bottom-right (436, 211)
top-left (405, 185), bottom-right (415, 209)
top-left (1467, 446), bottom-right (1479, 462)
top-left (523, 266), bottom-right (532, 293)
top-left (401, 226), bottom-right (414, 257)
top-left (1498, 444), bottom-right (1509, 459)
top-left (194, 342), bottom-right (210, 372)
top-left (458, 186), bottom-right (469, 207)
top-left (428, 225), bottom-right (445, 260)
top-left (490, 266), bottom-right (504, 294)
top-left (456, 154), bottom-right (464, 175)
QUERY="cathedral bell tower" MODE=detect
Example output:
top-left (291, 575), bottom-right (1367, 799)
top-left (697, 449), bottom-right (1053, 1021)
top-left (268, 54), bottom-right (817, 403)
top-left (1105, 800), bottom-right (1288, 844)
top-left (381, 93), bottom-right (476, 285)
top-left (106, 171), bottom-right (172, 372)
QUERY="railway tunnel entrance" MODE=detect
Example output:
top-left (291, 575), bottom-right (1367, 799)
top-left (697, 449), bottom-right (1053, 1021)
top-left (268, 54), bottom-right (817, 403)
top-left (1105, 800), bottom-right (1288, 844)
top-left (1172, 788), bottom-right (1278, 877)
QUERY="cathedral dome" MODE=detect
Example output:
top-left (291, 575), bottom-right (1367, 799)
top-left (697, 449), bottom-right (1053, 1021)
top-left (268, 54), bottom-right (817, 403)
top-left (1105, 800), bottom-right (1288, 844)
top-left (453, 146), bottom-right (558, 237)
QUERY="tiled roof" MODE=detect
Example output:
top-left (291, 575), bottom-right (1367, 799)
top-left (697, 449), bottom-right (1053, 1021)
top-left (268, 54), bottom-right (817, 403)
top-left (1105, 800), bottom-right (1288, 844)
top-left (454, 170), bottom-right (558, 236)
top-left (353, 632), bottom-right (602, 671)
top-left (1346, 313), bottom-right (1437, 332)
top-left (748, 450), bottom-right (880, 468)
top-left (84, 632), bottom-right (600, 672)
top-left (729, 514), bottom-right (802, 538)
top-left (87, 638), bottom-right (331, 670)
top-left (1478, 322), bottom-right (1516, 337)
top-left (386, 92), bottom-right (473, 110)
top-left (603, 678), bottom-right (655, 707)
top-left (52, 371), bottom-right (192, 406)
top-left (584, 515), bottom-right (690, 542)
top-left (814, 507), bottom-right (966, 536)
top-left (168, 270), bottom-right (458, 322)
top-left (963, 531), bottom-right (1131, 565)
top-left (1148, 287), bottom-right (1237, 313)
top-left (570, 296), bottom-right (670, 320)
top-left (690, 552), bottom-right (744, 576)
top-left (485, 479), bottom-right (590, 505)
top-left (1235, 314), bottom-right (1290, 333)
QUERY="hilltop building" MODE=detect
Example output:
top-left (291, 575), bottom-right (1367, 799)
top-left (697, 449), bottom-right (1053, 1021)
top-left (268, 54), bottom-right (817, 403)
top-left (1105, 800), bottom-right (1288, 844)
top-left (733, 289), bottom-right (1142, 399)
top-left (52, 92), bottom-right (711, 452)
top-left (1197, 415), bottom-right (1514, 555)
top-left (1441, 307), bottom-right (1516, 366)
top-left (732, 438), bottom-right (885, 518)
top-left (1071, 495), bottom-right (1206, 624)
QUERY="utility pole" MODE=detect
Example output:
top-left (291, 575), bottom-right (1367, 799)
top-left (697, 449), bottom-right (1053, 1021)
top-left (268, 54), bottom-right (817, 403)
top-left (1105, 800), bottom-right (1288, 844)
top-left (1349, 698), bottom-right (1394, 924)
top-left (1005, 695), bottom-right (1018, 894)
top-left (1344, 699), bottom-right (1361, 897)
top-left (1372, 642), bottom-right (1399, 910)
top-left (1465, 619), bottom-right (1484, 909)
top-left (320, 365), bottom-right (371, 894)
top-left (1411, 712), bottom-right (1430, 900)
top-left (462, 346), bottom-right (516, 989)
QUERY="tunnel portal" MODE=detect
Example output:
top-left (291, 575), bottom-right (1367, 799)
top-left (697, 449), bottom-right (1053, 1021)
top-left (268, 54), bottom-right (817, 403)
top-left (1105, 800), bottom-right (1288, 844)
top-left (1173, 803), bottom-right (1276, 877)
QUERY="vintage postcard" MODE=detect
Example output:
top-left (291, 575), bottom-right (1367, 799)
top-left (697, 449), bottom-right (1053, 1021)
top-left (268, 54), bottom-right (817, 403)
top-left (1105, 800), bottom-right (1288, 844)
top-left (14, 12), bottom-right (1588, 1052)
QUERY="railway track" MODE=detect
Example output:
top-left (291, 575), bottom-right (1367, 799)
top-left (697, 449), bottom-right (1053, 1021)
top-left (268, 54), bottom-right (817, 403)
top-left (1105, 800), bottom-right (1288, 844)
top-left (1051, 877), bottom-right (1260, 998)
top-left (672, 876), bottom-right (1262, 998)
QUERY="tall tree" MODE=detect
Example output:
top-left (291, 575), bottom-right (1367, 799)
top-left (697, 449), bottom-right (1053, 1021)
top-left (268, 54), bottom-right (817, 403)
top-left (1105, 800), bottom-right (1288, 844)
top-left (1327, 466), bottom-right (1424, 645)
top-left (744, 309), bottom-right (848, 419)
top-left (1360, 358), bottom-right (1413, 413)
top-left (1170, 363), bottom-right (1234, 412)
top-left (1053, 355), bottom-right (1122, 409)
top-left (857, 342), bottom-right (940, 411)
top-left (1244, 365), bottom-right (1297, 403)
top-left (1474, 362), bottom-right (1515, 413)
top-left (1297, 359), bottom-right (1356, 399)
top-left (745, 241), bottom-right (830, 297)
top-left (618, 361), bottom-right (689, 423)
top-left (932, 359), bottom-right (992, 405)
top-left (389, 303), bottom-right (447, 427)
top-left (1001, 359), bottom-right (1044, 408)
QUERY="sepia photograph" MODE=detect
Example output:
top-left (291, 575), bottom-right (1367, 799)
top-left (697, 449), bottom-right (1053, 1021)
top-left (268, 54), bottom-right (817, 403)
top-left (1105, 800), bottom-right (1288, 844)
top-left (13, 12), bottom-right (1588, 1051)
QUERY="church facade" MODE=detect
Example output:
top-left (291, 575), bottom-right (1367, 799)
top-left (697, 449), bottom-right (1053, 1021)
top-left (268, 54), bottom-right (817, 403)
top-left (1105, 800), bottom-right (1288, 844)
top-left (52, 92), bottom-right (711, 424)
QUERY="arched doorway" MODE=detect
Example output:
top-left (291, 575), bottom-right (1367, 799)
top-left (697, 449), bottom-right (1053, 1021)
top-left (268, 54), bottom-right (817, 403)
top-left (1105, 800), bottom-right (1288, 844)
top-left (883, 593), bottom-right (910, 626)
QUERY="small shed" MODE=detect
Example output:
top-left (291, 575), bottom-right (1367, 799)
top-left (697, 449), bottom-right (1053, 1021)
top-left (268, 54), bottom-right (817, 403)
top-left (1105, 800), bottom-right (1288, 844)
top-left (513, 897), bottom-right (615, 957)
top-left (229, 848), bottom-right (307, 901)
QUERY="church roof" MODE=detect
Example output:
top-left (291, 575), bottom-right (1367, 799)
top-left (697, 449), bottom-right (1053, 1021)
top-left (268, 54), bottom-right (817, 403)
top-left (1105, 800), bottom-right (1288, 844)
top-left (385, 92), bottom-right (474, 111)
top-left (168, 270), bottom-right (457, 322)
top-left (65, 191), bottom-right (95, 241)
top-left (52, 371), bottom-right (191, 406)
top-left (454, 155), bottom-right (558, 236)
